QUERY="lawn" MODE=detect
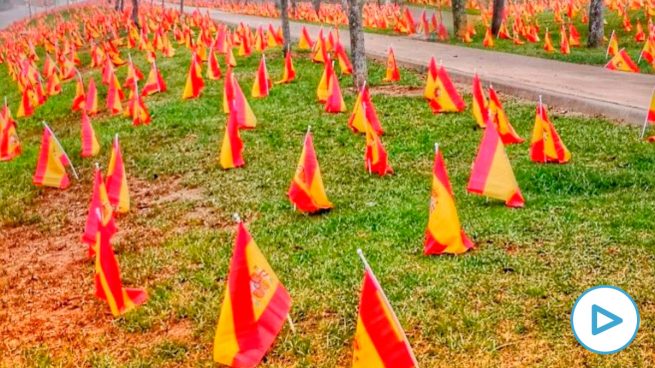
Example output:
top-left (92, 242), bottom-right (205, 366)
top-left (2, 8), bottom-right (655, 367)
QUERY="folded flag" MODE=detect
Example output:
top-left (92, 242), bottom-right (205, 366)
top-left (348, 84), bottom-right (384, 135)
top-left (530, 99), bottom-right (571, 163)
top-left (471, 73), bottom-right (488, 128)
top-left (106, 135), bottom-right (130, 214)
top-left (365, 119), bottom-right (393, 176)
top-left (219, 107), bottom-right (245, 169)
top-left (72, 75), bottom-right (86, 111)
top-left (33, 124), bottom-right (76, 189)
top-left (83, 165), bottom-right (116, 256)
top-left (316, 55), bottom-right (333, 102)
top-left (207, 47), bottom-right (222, 80)
top-left (213, 220), bottom-right (291, 367)
top-left (383, 47), bottom-right (400, 82)
top-left (605, 48), bottom-right (639, 73)
top-left (275, 50), bottom-right (296, 84)
top-left (80, 112), bottom-right (100, 158)
top-left (424, 144), bottom-right (473, 255)
top-left (325, 63), bottom-right (347, 113)
top-left (142, 61), bottom-right (167, 96)
top-left (298, 26), bottom-right (314, 49)
top-left (182, 52), bottom-right (204, 99)
top-left (488, 85), bottom-right (523, 145)
top-left (224, 69), bottom-right (257, 130)
top-left (334, 41), bottom-right (353, 75)
top-left (288, 129), bottom-right (333, 213)
top-left (0, 100), bottom-right (21, 161)
top-left (85, 78), bottom-right (98, 115)
top-left (252, 54), bottom-right (272, 98)
top-left (428, 64), bottom-right (466, 114)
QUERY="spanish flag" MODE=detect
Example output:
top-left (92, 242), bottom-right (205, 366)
top-left (106, 135), bottom-right (130, 214)
top-left (123, 59), bottom-right (144, 88)
top-left (72, 74), bottom-right (86, 111)
top-left (325, 65), bottom-right (347, 113)
top-left (207, 48), bottom-right (222, 80)
top-left (251, 54), bottom-right (272, 98)
top-left (605, 48), bottom-right (639, 73)
top-left (543, 28), bottom-right (555, 52)
top-left (213, 221), bottom-right (291, 367)
top-left (16, 85), bottom-right (35, 118)
top-left (383, 47), bottom-right (400, 82)
top-left (429, 65), bottom-right (466, 114)
top-left (142, 61), bottom-right (167, 96)
top-left (352, 250), bottom-right (417, 368)
top-left (423, 56), bottom-right (439, 100)
top-left (488, 85), bottom-right (523, 145)
top-left (560, 26), bottom-right (570, 55)
top-left (530, 101), bottom-right (571, 163)
top-left (85, 77), bottom-right (98, 115)
top-left (80, 112), bottom-right (100, 158)
top-left (33, 125), bottom-right (73, 189)
top-left (275, 50), bottom-right (296, 84)
top-left (182, 53), bottom-right (204, 99)
top-left (365, 120), bottom-right (393, 176)
top-left (45, 73), bottom-right (62, 96)
top-left (334, 41), bottom-right (353, 75)
top-left (219, 108), bottom-right (245, 169)
top-left (348, 85), bottom-right (384, 135)
top-left (312, 30), bottom-right (327, 63)
top-left (224, 69), bottom-right (257, 129)
top-left (288, 130), bottom-right (333, 213)
top-left (471, 73), bottom-right (488, 128)
top-left (424, 145), bottom-right (473, 255)
top-left (316, 55), bottom-right (333, 102)
top-left (467, 122), bottom-right (524, 208)
top-left (94, 216), bottom-right (147, 317)
top-left (106, 76), bottom-right (123, 115)
top-left (482, 26), bottom-right (494, 48)
top-left (298, 26), bottom-right (314, 49)
top-left (0, 101), bottom-right (21, 161)
top-left (83, 166), bottom-right (117, 255)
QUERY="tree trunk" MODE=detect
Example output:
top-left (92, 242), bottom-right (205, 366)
top-left (451, 0), bottom-right (466, 38)
top-left (131, 0), bottom-right (139, 28)
top-left (179, 0), bottom-right (183, 13)
top-left (291, 0), bottom-right (296, 16)
top-left (588, 0), bottom-right (604, 47)
top-left (491, 0), bottom-right (504, 36)
top-left (312, 0), bottom-right (320, 14)
top-left (347, 0), bottom-right (367, 89)
top-left (27, 0), bottom-right (32, 17)
top-left (280, 0), bottom-right (291, 54)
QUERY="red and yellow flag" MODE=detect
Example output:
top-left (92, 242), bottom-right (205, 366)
top-left (325, 65), bottom-right (347, 113)
top-left (45, 73), bottom-right (62, 96)
top-left (183, 53), bottom-right (205, 99)
top-left (252, 54), bottom-right (272, 98)
top-left (16, 85), bottom-right (36, 118)
top-left (467, 122), bottom-right (524, 207)
top-left (142, 61), bottom-right (167, 96)
top-left (425, 145), bottom-right (473, 255)
top-left (365, 120), bottom-right (393, 176)
top-left (123, 59), bottom-right (144, 88)
top-left (80, 112), bottom-right (100, 158)
top-left (275, 50), bottom-right (296, 84)
top-left (72, 75), bottom-right (86, 111)
top-left (106, 135), bottom-right (130, 214)
top-left (207, 48), bottom-right (222, 80)
top-left (383, 47), bottom-right (400, 83)
top-left (482, 27), bottom-right (494, 48)
top-left (488, 86), bottom-right (523, 145)
top-left (213, 221), bottom-right (291, 367)
top-left (530, 101), bottom-right (571, 163)
top-left (471, 73), bottom-right (488, 128)
top-left (348, 85), bottom-right (384, 135)
top-left (85, 78), bottom-right (99, 115)
top-left (423, 56), bottom-right (439, 100)
top-left (605, 48), bottom-right (640, 72)
top-left (607, 31), bottom-right (619, 58)
top-left (106, 75), bottom-right (124, 115)
top-left (219, 109), bottom-right (245, 169)
top-left (298, 26), bottom-right (314, 50)
top-left (560, 26), bottom-right (571, 55)
top-left (0, 101), bottom-right (21, 161)
top-left (224, 69), bottom-right (257, 129)
top-left (334, 41), bottom-right (353, 75)
top-left (288, 130), bottom-right (333, 213)
top-left (94, 216), bottom-right (147, 317)
top-left (428, 65), bottom-right (466, 114)
top-left (83, 166), bottom-right (116, 255)
top-left (543, 28), bottom-right (555, 52)
top-left (33, 125), bottom-right (72, 189)
top-left (352, 251), bottom-right (417, 368)
top-left (316, 55), bottom-right (333, 102)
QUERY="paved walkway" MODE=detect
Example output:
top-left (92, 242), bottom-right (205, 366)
top-left (195, 7), bottom-right (655, 126)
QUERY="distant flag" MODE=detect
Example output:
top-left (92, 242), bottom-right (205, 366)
top-left (605, 48), bottom-right (639, 73)
top-left (83, 165), bottom-right (116, 256)
top-left (106, 135), bottom-right (130, 214)
top-left (72, 75), bottom-right (86, 111)
top-left (224, 69), bottom-right (257, 129)
top-left (488, 85), bottom-right (523, 144)
top-left (0, 99), bottom-right (21, 161)
top-left (641, 88), bottom-right (655, 140)
top-left (142, 61), bottom-right (167, 96)
top-left (348, 83), bottom-right (384, 135)
top-left (93, 213), bottom-right (147, 317)
top-left (288, 128), bottom-right (333, 213)
top-left (16, 86), bottom-right (36, 118)
top-left (429, 64), bottom-right (466, 114)
top-left (275, 49), bottom-right (296, 84)
top-left (125, 81), bottom-right (151, 126)
top-left (325, 63), bottom-right (347, 113)
top-left (424, 144), bottom-right (473, 255)
top-left (334, 41), bottom-right (353, 75)
top-left (635, 21), bottom-right (646, 42)
top-left (45, 73), bottom-right (62, 96)
top-left (543, 28), bottom-right (555, 52)
top-left (352, 249), bottom-right (417, 368)
top-left (213, 219), bottom-right (292, 367)
top-left (182, 52), bottom-right (204, 99)
top-left (471, 73), bottom-right (488, 128)
top-left (316, 55), bottom-right (333, 102)
top-left (482, 26), bottom-right (494, 48)
top-left (207, 47), bottom-right (222, 80)
top-left (85, 78), bottom-right (98, 115)
top-left (80, 112), bottom-right (100, 158)
top-left (530, 97), bottom-right (571, 163)
top-left (219, 107), bottom-right (245, 169)
top-left (33, 124), bottom-right (77, 189)
top-left (383, 47), bottom-right (400, 82)
top-left (252, 54), bottom-right (272, 98)
top-left (123, 56), bottom-right (144, 88)
top-left (638, 37), bottom-right (655, 64)
top-left (467, 122), bottom-right (524, 207)
top-left (560, 26), bottom-right (571, 55)
top-left (606, 30), bottom-right (619, 58)
top-left (298, 26), bottom-right (314, 49)
top-left (423, 56), bottom-right (439, 101)
top-left (225, 43), bottom-right (237, 67)
top-left (365, 118), bottom-right (393, 176)
top-left (106, 76), bottom-right (124, 115)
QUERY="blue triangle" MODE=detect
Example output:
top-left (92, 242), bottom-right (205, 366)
top-left (592, 304), bottom-right (623, 335)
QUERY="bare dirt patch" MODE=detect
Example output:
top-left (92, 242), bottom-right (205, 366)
top-left (369, 84), bottom-right (424, 97)
top-left (0, 175), bottom-right (214, 365)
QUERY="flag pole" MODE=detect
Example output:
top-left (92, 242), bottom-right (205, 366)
top-left (640, 88), bottom-right (655, 139)
top-left (606, 30), bottom-right (614, 59)
top-left (42, 121), bottom-right (79, 180)
top-left (435, 142), bottom-right (439, 155)
top-left (286, 314), bottom-right (296, 334)
top-left (355, 249), bottom-right (418, 365)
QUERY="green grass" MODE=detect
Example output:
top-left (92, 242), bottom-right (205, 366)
top-left (3, 23), bottom-right (655, 368)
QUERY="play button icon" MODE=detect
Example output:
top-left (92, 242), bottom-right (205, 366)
top-left (571, 286), bottom-right (639, 354)
top-left (591, 304), bottom-right (623, 335)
